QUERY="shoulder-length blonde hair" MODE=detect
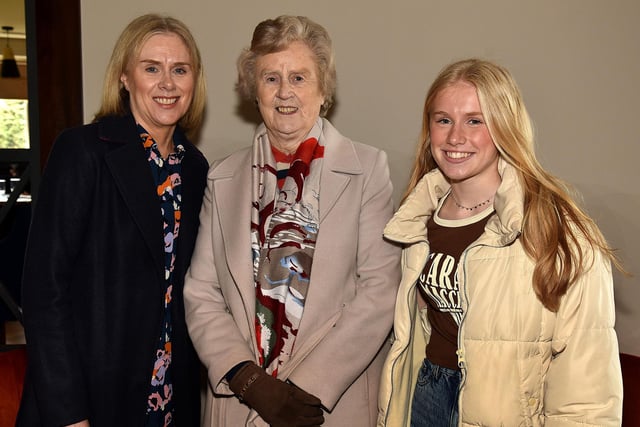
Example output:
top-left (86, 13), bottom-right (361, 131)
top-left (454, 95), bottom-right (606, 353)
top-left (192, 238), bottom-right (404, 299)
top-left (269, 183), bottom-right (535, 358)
top-left (236, 15), bottom-right (336, 116)
top-left (405, 58), bottom-right (621, 312)
top-left (93, 13), bottom-right (206, 139)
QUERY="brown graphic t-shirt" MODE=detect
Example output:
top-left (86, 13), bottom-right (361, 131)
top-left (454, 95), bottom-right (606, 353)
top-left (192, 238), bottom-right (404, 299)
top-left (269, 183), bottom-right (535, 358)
top-left (417, 198), bottom-right (493, 370)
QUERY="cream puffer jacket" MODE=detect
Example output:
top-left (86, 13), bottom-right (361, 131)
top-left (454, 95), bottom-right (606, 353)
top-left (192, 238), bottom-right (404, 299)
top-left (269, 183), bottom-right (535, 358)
top-left (378, 160), bottom-right (623, 426)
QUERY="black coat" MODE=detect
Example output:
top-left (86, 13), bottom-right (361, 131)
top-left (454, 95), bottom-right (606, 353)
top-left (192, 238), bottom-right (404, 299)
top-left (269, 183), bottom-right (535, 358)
top-left (17, 115), bottom-right (208, 427)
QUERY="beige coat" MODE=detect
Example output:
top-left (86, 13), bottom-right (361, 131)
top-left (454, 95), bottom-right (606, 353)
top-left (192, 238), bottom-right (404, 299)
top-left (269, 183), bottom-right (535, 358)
top-left (378, 160), bottom-right (623, 426)
top-left (184, 119), bottom-right (401, 426)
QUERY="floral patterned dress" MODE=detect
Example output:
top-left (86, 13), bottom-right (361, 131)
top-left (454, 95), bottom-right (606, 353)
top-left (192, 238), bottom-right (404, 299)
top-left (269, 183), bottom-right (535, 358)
top-left (140, 126), bottom-right (184, 427)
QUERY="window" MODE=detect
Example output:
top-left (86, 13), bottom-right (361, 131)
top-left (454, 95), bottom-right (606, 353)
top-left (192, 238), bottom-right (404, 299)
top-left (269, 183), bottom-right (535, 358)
top-left (0, 98), bottom-right (29, 149)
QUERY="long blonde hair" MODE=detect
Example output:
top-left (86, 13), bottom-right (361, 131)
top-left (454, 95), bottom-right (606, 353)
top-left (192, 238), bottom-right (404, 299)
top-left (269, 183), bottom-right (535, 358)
top-left (93, 13), bottom-right (206, 139)
top-left (406, 58), bottom-right (622, 312)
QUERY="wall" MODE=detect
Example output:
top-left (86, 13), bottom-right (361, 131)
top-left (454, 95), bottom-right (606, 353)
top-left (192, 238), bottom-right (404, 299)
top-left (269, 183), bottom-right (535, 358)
top-left (81, 0), bottom-right (640, 355)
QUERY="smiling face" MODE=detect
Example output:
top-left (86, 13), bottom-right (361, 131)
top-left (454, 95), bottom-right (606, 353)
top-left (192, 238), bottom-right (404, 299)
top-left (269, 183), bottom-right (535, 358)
top-left (429, 80), bottom-right (500, 188)
top-left (255, 41), bottom-right (325, 152)
top-left (120, 32), bottom-right (194, 144)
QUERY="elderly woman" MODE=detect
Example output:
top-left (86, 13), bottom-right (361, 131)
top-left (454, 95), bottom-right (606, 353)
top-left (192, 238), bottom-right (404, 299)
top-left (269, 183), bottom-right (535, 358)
top-left (18, 14), bottom-right (208, 427)
top-left (184, 15), bottom-right (401, 427)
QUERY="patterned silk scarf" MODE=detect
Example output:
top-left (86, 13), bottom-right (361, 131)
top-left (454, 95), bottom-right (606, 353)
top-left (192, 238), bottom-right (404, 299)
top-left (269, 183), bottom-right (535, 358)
top-left (251, 120), bottom-right (325, 376)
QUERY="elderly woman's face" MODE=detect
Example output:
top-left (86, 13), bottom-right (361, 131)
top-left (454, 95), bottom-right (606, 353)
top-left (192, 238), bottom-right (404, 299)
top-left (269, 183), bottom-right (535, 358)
top-left (120, 33), bottom-right (194, 140)
top-left (255, 41), bottom-right (325, 152)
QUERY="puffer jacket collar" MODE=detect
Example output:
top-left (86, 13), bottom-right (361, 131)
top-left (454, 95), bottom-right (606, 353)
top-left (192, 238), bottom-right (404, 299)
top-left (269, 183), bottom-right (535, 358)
top-left (384, 159), bottom-right (524, 246)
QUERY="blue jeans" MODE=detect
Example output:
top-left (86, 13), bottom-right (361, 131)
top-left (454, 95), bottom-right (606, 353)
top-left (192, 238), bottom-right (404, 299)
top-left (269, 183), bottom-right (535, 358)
top-left (410, 358), bottom-right (461, 427)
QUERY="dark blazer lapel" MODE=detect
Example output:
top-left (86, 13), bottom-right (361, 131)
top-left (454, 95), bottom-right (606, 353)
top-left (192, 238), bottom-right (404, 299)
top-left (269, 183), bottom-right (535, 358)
top-left (102, 118), bottom-right (165, 281)
top-left (180, 148), bottom-right (201, 232)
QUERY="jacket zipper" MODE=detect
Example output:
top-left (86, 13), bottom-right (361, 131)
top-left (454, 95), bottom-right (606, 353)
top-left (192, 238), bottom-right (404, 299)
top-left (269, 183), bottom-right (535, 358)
top-left (455, 232), bottom-right (519, 416)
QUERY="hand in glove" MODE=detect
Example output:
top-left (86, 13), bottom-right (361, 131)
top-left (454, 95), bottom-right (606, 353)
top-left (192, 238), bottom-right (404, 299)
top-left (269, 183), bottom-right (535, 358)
top-left (229, 362), bottom-right (325, 427)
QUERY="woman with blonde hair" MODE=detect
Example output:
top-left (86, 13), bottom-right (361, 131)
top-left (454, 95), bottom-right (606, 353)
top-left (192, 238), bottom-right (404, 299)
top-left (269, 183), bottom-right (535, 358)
top-left (378, 58), bottom-right (623, 426)
top-left (18, 13), bottom-right (208, 426)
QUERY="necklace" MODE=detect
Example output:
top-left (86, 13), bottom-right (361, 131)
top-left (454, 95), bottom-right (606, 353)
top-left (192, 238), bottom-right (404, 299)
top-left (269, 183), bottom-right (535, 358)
top-left (450, 193), bottom-right (493, 211)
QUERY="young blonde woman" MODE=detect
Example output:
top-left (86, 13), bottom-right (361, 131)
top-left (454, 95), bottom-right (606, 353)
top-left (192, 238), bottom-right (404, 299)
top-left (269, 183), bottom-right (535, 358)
top-left (378, 58), bottom-right (623, 426)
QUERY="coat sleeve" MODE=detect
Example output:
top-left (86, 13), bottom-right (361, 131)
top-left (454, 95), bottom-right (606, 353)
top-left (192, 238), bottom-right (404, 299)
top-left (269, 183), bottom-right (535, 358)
top-left (21, 130), bottom-right (94, 425)
top-left (287, 148), bottom-right (402, 410)
top-left (544, 248), bottom-right (623, 426)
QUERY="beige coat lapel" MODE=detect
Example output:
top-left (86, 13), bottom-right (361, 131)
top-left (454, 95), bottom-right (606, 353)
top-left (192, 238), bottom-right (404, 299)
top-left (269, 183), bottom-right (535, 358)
top-left (210, 149), bottom-right (257, 330)
top-left (318, 127), bottom-right (362, 222)
top-left (291, 122), bottom-right (364, 359)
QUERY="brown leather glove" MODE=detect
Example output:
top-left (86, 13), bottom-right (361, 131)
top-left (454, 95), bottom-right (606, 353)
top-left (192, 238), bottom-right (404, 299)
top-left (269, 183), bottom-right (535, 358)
top-left (229, 362), bottom-right (325, 427)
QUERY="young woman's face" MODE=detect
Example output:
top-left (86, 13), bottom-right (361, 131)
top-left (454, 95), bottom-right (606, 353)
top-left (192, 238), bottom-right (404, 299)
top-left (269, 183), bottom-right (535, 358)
top-left (120, 33), bottom-right (194, 139)
top-left (255, 41), bottom-right (325, 152)
top-left (429, 81), bottom-right (499, 186)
